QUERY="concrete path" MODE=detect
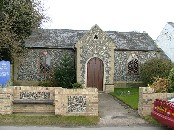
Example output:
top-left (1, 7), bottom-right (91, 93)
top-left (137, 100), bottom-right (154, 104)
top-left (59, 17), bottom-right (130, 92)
top-left (97, 93), bottom-right (149, 127)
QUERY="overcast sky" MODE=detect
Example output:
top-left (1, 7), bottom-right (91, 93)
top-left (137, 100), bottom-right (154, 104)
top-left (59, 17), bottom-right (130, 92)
top-left (41, 0), bottom-right (174, 40)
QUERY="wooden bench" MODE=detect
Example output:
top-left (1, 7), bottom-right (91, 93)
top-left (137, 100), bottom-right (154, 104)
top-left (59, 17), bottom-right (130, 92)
top-left (12, 100), bottom-right (54, 105)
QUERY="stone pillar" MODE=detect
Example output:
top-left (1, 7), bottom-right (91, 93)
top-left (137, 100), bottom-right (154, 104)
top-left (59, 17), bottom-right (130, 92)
top-left (0, 88), bottom-right (13, 114)
top-left (138, 87), bottom-right (155, 116)
top-left (105, 84), bottom-right (114, 93)
top-left (75, 43), bottom-right (83, 85)
top-left (138, 87), bottom-right (174, 117)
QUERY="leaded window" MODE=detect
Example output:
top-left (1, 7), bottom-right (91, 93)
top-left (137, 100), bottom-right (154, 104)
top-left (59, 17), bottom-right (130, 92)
top-left (39, 51), bottom-right (50, 74)
top-left (127, 53), bottom-right (139, 74)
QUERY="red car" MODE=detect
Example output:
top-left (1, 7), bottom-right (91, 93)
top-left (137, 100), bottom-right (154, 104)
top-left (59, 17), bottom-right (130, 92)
top-left (151, 98), bottom-right (174, 129)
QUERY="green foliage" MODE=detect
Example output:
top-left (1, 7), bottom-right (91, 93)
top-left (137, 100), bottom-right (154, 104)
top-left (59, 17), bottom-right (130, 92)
top-left (38, 81), bottom-right (50, 87)
top-left (0, 0), bottom-right (46, 59)
top-left (140, 58), bottom-right (172, 86)
top-left (0, 115), bottom-right (99, 126)
top-left (168, 68), bottom-right (174, 92)
top-left (72, 82), bottom-right (82, 89)
top-left (149, 77), bottom-right (169, 93)
top-left (111, 88), bottom-right (139, 110)
top-left (53, 53), bottom-right (76, 88)
top-left (144, 116), bottom-right (161, 126)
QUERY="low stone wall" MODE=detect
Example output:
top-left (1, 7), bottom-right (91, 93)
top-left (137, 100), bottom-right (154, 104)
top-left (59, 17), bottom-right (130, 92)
top-left (13, 104), bottom-right (54, 113)
top-left (12, 86), bottom-right (55, 113)
top-left (138, 87), bottom-right (174, 117)
top-left (0, 86), bottom-right (98, 116)
top-left (13, 86), bottom-right (55, 100)
top-left (55, 87), bottom-right (98, 116)
top-left (0, 88), bottom-right (13, 114)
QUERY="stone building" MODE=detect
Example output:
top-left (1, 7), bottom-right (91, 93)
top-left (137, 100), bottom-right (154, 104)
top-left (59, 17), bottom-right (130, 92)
top-left (13, 25), bottom-right (167, 92)
top-left (156, 22), bottom-right (174, 62)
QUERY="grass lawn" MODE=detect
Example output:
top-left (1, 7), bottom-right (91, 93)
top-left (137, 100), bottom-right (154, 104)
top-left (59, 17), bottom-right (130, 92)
top-left (110, 87), bottom-right (160, 125)
top-left (0, 115), bottom-right (99, 126)
top-left (110, 87), bottom-right (139, 110)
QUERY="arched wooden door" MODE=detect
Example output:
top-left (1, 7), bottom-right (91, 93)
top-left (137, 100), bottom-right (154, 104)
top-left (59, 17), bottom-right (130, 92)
top-left (87, 57), bottom-right (104, 91)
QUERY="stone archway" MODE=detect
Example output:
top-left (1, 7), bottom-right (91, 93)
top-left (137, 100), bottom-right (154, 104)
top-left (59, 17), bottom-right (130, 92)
top-left (75, 25), bottom-right (116, 92)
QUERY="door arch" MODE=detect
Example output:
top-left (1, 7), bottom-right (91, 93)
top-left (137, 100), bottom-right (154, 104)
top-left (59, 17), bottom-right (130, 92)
top-left (87, 57), bottom-right (104, 91)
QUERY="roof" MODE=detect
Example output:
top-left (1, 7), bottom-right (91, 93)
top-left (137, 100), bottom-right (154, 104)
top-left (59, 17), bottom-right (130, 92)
top-left (25, 29), bottom-right (87, 49)
top-left (168, 22), bottom-right (174, 28)
top-left (25, 29), bottom-right (158, 50)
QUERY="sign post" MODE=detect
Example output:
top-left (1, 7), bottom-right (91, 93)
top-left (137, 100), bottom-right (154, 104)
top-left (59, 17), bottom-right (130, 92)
top-left (0, 61), bottom-right (10, 88)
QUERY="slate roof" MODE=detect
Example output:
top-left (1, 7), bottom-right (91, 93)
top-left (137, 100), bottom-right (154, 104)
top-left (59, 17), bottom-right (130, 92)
top-left (25, 29), bottom-right (87, 49)
top-left (25, 29), bottom-right (158, 50)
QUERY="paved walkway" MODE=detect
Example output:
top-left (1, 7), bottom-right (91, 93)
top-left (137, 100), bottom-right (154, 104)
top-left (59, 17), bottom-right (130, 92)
top-left (97, 93), bottom-right (149, 127)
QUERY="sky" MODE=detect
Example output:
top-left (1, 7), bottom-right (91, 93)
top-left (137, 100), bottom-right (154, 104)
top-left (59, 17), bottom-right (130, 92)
top-left (41, 0), bottom-right (174, 40)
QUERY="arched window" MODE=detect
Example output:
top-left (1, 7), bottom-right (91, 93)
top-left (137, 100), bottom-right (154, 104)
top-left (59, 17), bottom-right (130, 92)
top-left (39, 51), bottom-right (50, 74)
top-left (127, 53), bottom-right (139, 74)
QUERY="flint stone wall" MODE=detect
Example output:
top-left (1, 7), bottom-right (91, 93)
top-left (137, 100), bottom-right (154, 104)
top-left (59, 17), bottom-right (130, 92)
top-left (138, 87), bottom-right (174, 116)
top-left (114, 51), bottom-right (157, 82)
top-left (75, 25), bottom-right (115, 89)
top-left (14, 49), bottom-right (74, 83)
top-left (55, 87), bottom-right (98, 116)
top-left (12, 86), bottom-right (55, 113)
top-left (0, 87), bottom-right (98, 116)
top-left (13, 86), bottom-right (55, 100)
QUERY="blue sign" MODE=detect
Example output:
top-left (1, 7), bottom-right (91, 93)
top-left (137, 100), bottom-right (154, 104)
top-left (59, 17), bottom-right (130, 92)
top-left (0, 60), bottom-right (10, 88)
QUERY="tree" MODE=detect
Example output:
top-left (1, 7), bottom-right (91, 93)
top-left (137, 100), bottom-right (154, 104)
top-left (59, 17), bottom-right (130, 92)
top-left (0, 0), bottom-right (46, 61)
top-left (53, 53), bottom-right (76, 88)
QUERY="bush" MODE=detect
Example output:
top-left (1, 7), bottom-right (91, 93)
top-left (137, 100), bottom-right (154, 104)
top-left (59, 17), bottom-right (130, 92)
top-left (72, 82), bottom-right (82, 89)
top-left (140, 58), bottom-right (172, 86)
top-left (38, 81), bottom-right (50, 87)
top-left (168, 68), bottom-right (174, 92)
top-left (53, 53), bottom-right (76, 88)
top-left (149, 77), bottom-right (169, 93)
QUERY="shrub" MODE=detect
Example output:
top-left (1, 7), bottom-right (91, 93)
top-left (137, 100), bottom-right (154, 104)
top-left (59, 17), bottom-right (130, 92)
top-left (38, 81), bottom-right (50, 87)
top-left (140, 58), bottom-right (172, 86)
top-left (168, 68), bottom-right (174, 92)
top-left (72, 82), bottom-right (82, 89)
top-left (53, 53), bottom-right (76, 88)
top-left (149, 77), bottom-right (169, 93)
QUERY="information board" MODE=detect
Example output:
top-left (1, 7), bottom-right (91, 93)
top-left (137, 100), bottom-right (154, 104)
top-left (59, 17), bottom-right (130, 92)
top-left (0, 60), bottom-right (10, 88)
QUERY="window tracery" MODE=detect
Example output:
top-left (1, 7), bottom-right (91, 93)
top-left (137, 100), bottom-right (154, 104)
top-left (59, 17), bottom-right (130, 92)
top-left (39, 51), bottom-right (50, 74)
top-left (127, 53), bottom-right (139, 74)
